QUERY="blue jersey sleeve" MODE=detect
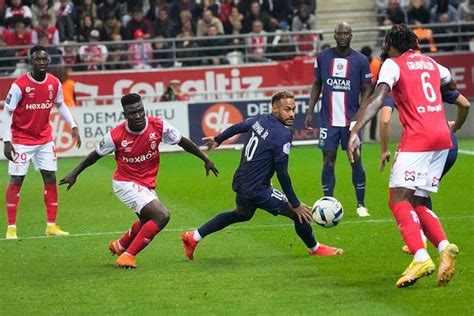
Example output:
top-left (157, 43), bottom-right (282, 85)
top-left (360, 56), bottom-right (372, 85)
top-left (214, 117), bottom-right (255, 144)
top-left (273, 133), bottom-right (299, 208)
top-left (382, 94), bottom-right (396, 109)
top-left (442, 90), bottom-right (460, 104)
top-left (314, 55), bottom-right (322, 80)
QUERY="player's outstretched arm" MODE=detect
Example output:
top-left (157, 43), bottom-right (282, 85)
top-left (57, 103), bottom-right (82, 148)
top-left (59, 151), bottom-right (102, 190)
top-left (2, 109), bottom-right (16, 161)
top-left (450, 94), bottom-right (470, 133)
top-left (304, 78), bottom-right (322, 129)
top-left (379, 106), bottom-right (393, 172)
top-left (348, 83), bottom-right (390, 163)
top-left (178, 137), bottom-right (219, 177)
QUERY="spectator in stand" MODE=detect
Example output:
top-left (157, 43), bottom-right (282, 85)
top-left (106, 33), bottom-right (127, 70)
top-left (97, 0), bottom-right (129, 27)
top-left (76, 13), bottom-right (95, 42)
top-left (196, 0), bottom-right (219, 19)
top-left (0, 34), bottom-right (16, 75)
top-left (100, 12), bottom-right (123, 42)
top-left (32, 13), bottom-right (59, 45)
top-left (152, 35), bottom-right (173, 68)
top-left (219, 0), bottom-right (233, 25)
top-left (360, 45), bottom-right (381, 142)
top-left (4, 0), bottom-right (32, 28)
top-left (379, 0), bottom-right (407, 26)
top-left (146, 0), bottom-right (169, 22)
top-left (412, 24), bottom-right (438, 52)
top-left (176, 30), bottom-right (201, 66)
top-left (36, 33), bottom-right (62, 67)
top-left (201, 25), bottom-right (228, 65)
top-left (407, 0), bottom-right (431, 24)
top-left (31, 0), bottom-right (56, 28)
top-left (294, 22), bottom-right (318, 55)
top-left (178, 9), bottom-right (196, 34)
top-left (3, 20), bottom-right (32, 58)
top-left (224, 5), bottom-right (243, 35)
top-left (245, 19), bottom-right (269, 62)
top-left (268, 0), bottom-right (293, 31)
top-left (292, 4), bottom-right (317, 32)
top-left (196, 8), bottom-right (224, 37)
top-left (160, 79), bottom-right (190, 101)
top-left (375, 0), bottom-right (410, 10)
top-left (242, 1), bottom-right (274, 33)
top-left (169, 0), bottom-right (199, 25)
top-left (74, 0), bottom-right (102, 31)
top-left (431, 0), bottom-right (459, 51)
top-left (78, 29), bottom-right (108, 70)
top-left (152, 8), bottom-right (177, 38)
top-left (271, 30), bottom-right (297, 60)
top-left (458, 0), bottom-right (474, 49)
top-left (62, 40), bottom-right (81, 71)
top-left (127, 29), bottom-right (153, 70)
top-left (54, 0), bottom-right (75, 41)
top-left (124, 6), bottom-right (154, 40)
top-left (291, 0), bottom-right (316, 13)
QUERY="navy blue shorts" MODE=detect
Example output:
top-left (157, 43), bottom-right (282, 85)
top-left (318, 125), bottom-right (350, 151)
top-left (236, 188), bottom-right (288, 216)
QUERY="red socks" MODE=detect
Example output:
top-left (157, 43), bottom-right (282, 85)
top-left (390, 200), bottom-right (425, 254)
top-left (44, 183), bottom-right (58, 223)
top-left (6, 184), bottom-right (21, 225)
top-left (414, 205), bottom-right (447, 247)
top-left (126, 221), bottom-right (161, 256)
top-left (119, 220), bottom-right (143, 249)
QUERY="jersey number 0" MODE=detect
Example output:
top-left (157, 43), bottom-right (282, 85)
top-left (245, 132), bottom-right (259, 161)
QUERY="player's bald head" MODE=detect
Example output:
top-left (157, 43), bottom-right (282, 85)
top-left (335, 22), bottom-right (351, 34)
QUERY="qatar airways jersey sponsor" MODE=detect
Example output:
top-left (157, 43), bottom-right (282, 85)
top-left (377, 50), bottom-right (452, 151)
top-left (96, 117), bottom-right (182, 189)
top-left (314, 48), bottom-right (372, 127)
top-left (4, 73), bottom-right (62, 145)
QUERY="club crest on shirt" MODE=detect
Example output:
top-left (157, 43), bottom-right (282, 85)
top-left (48, 84), bottom-right (54, 99)
top-left (404, 170), bottom-right (416, 181)
top-left (149, 132), bottom-right (157, 140)
top-left (151, 141), bottom-right (157, 150)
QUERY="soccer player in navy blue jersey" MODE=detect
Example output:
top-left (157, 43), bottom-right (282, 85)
top-left (304, 22), bottom-right (373, 217)
top-left (379, 90), bottom-right (470, 254)
top-left (180, 90), bottom-right (343, 260)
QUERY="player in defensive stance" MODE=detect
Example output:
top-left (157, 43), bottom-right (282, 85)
top-left (348, 25), bottom-right (469, 287)
top-left (3, 45), bottom-right (81, 239)
top-left (180, 90), bottom-right (343, 260)
top-left (379, 91), bottom-right (470, 254)
top-left (304, 22), bottom-right (372, 217)
top-left (59, 93), bottom-right (218, 268)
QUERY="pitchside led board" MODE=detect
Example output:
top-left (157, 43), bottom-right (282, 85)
top-left (188, 97), bottom-right (321, 147)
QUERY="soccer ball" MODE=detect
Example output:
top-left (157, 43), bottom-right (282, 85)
top-left (312, 196), bottom-right (344, 228)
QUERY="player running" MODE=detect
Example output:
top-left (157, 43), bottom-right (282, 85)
top-left (180, 90), bottom-right (343, 260)
top-left (59, 93), bottom-right (218, 269)
top-left (2, 45), bottom-right (81, 239)
top-left (304, 22), bottom-right (373, 217)
top-left (348, 24), bottom-right (469, 287)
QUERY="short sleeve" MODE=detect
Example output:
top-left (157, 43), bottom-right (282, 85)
top-left (55, 83), bottom-right (65, 104)
top-left (4, 83), bottom-right (22, 111)
top-left (360, 57), bottom-right (372, 84)
top-left (95, 131), bottom-right (115, 156)
top-left (436, 62), bottom-right (452, 86)
top-left (314, 55), bottom-right (321, 79)
top-left (377, 58), bottom-right (400, 90)
top-left (162, 120), bottom-right (182, 145)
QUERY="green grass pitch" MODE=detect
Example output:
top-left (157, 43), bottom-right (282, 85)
top-left (0, 140), bottom-right (473, 315)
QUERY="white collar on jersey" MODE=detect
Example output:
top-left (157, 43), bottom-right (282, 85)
top-left (125, 117), bottom-right (149, 135)
top-left (27, 72), bottom-right (48, 84)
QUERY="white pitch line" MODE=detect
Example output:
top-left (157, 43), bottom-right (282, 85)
top-left (459, 149), bottom-right (474, 156)
top-left (2, 214), bottom-right (474, 241)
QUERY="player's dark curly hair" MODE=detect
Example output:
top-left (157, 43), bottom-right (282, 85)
top-left (121, 93), bottom-right (142, 108)
top-left (271, 90), bottom-right (294, 105)
top-left (383, 24), bottom-right (420, 56)
top-left (29, 45), bottom-right (48, 56)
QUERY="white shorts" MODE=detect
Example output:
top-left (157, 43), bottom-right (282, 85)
top-left (8, 142), bottom-right (57, 176)
top-left (112, 180), bottom-right (158, 214)
top-left (389, 149), bottom-right (449, 195)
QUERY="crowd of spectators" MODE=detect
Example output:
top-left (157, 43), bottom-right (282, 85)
top-left (0, 0), bottom-right (319, 74)
top-left (377, 0), bottom-right (474, 51)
